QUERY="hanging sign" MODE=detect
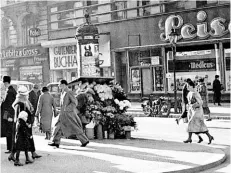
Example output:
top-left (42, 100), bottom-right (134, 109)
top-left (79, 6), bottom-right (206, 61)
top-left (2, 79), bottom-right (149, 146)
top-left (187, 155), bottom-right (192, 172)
top-left (29, 28), bottom-right (41, 37)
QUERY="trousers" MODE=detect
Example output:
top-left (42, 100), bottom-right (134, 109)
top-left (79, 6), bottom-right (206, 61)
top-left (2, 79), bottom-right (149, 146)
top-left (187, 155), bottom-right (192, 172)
top-left (52, 121), bottom-right (89, 145)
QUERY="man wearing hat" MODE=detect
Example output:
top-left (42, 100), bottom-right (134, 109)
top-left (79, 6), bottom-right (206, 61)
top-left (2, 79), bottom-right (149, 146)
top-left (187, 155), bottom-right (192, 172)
top-left (212, 75), bottom-right (222, 106)
top-left (28, 84), bottom-right (41, 125)
top-left (1, 76), bottom-right (17, 153)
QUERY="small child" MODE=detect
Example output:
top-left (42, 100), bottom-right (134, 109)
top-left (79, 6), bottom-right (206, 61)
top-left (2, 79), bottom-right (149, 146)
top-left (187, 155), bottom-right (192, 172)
top-left (14, 111), bottom-right (33, 166)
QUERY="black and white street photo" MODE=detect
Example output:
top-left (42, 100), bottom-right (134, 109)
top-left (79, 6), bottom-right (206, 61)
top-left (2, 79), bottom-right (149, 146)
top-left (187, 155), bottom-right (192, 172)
top-left (0, 0), bottom-right (230, 173)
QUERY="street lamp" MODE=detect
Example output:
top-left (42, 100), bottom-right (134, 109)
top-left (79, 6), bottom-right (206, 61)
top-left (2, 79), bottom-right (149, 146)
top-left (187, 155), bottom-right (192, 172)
top-left (168, 28), bottom-right (178, 113)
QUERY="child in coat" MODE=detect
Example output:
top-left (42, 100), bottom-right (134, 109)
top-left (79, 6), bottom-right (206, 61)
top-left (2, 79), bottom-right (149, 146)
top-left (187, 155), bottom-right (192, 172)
top-left (14, 111), bottom-right (33, 166)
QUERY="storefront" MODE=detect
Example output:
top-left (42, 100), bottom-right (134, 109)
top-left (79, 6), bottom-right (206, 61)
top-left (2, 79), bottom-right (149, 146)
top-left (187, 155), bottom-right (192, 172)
top-left (110, 5), bottom-right (230, 101)
top-left (0, 44), bottom-right (49, 86)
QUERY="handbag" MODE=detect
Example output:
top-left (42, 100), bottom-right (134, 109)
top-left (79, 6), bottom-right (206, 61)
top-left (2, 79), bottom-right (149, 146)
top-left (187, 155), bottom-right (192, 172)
top-left (181, 110), bottom-right (188, 118)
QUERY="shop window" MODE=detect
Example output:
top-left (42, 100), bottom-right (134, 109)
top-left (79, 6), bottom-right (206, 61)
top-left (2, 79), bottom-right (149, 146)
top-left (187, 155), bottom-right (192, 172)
top-left (153, 66), bottom-right (164, 91)
top-left (22, 14), bottom-right (37, 45)
top-left (129, 51), bottom-right (140, 66)
top-left (196, 0), bottom-right (218, 8)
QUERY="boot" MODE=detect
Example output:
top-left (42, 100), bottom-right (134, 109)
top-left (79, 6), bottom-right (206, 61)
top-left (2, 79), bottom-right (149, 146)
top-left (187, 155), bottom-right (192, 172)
top-left (198, 136), bottom-right (203, 143)
top-left (183, 132), bottom-right (192, 143)
top-left (25, 151), bottom-right (33, 164)
top-left (14, 160), bottom-right (23, 166)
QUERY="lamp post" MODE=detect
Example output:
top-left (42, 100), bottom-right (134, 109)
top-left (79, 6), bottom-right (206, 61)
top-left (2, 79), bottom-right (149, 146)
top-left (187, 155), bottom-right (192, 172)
top-left (168, 28), bottom-right (178, 113)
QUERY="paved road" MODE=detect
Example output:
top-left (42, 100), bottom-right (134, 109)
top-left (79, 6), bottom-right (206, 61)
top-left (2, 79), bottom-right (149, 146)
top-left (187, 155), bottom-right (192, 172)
top-left (132, 117), bottom-right (231, 173)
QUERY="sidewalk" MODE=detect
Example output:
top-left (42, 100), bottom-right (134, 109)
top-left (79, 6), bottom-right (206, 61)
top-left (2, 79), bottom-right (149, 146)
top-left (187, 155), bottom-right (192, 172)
top-left (127, 102), bottom-right (231, 119)
top-left (0, 135), bottom-right (227, 173)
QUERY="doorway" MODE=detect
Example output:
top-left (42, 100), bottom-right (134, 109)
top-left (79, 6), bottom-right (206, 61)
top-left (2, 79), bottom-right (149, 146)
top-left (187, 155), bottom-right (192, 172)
top-left (141, 68), bottom-right (152, 96)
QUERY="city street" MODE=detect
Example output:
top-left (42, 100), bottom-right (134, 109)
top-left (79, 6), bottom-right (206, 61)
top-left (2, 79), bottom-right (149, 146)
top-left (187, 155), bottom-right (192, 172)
top-left (132, 117), bottom-right (231, 173)
top-left (1, 117), bottom-right (230, 173)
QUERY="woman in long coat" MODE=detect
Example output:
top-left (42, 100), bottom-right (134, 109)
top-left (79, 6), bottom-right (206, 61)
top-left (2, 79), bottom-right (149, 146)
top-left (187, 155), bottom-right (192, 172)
top-left (48, 79), bottom-right (89, 148)
top-left (35, 87), bottom-right (56, 140)
top-left (8, 86), bottom-right (41, 162)
top-left (184, 80), bottom-right (214, 144)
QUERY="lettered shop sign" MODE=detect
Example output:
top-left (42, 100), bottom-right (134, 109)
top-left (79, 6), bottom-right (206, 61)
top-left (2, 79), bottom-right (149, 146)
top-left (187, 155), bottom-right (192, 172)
top-left (49, 45), bottom-right (78, 70)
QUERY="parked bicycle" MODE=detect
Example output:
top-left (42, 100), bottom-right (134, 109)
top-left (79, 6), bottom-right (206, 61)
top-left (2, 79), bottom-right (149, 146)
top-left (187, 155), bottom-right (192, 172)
top-left (141, 94), bottom-right (182, 117)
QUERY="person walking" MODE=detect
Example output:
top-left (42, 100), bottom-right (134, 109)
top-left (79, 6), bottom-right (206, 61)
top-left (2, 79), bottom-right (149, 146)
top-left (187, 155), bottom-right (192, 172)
top-left (197, 78), bottom-right (211, 121)
top-left (212, 75), bottom-right (222, 106)
top-left (175, 78), bottom-right (203, 143)
top-left (1, 76), bottom-right (17, 153)
top-left (14, 111), bottom-right (33, 166)
top-left (48, 79), bottom-right (89, 148)
top-left (28, 84), bottom-right (41, 126)
top-left (8, 86), bottom-right (41, 162)
top-left (35, 86), bottom-right (57, 140)
top-left (183, 80), bottom-right (214, 144)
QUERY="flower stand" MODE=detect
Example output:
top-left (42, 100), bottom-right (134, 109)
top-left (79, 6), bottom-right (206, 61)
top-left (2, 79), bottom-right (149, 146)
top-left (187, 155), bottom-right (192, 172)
top-left (109, 131), bottom-right (115, 139)
top-left (96, 124), bottom-right (103, 139)
top-left (86, 128), bottom-right (94, 139)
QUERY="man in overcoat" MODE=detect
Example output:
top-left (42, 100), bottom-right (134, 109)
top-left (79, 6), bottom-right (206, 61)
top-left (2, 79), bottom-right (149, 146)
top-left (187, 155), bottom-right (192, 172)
top-left (212, 75), bottom-right (222, 106)
top-left (48, 79), bottom-right (89, 148)
top-left (1, 76), bottom-right (17, 153)
top-left (28, 84), bottom-right (41, 125)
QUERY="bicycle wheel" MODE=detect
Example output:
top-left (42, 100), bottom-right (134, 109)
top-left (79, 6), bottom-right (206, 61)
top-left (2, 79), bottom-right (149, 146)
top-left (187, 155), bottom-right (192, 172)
top-left (159, 102), bottom-right (171, 117)
top-left (143, 106), bottom-right (152, 116)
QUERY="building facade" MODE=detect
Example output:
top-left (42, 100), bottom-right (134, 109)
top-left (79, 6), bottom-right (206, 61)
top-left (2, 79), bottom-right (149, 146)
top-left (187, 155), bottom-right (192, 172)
top-left (1, 0), bottom-right (230, 101)
top-left (44, 0), bottom-right (230, 101)
top-left (0, 0), bottom-right (50, 86)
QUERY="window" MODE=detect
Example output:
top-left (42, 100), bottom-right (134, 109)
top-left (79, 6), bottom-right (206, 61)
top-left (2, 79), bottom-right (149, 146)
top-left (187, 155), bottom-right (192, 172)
top-left (1, 18), bottom-right (10, 48)
top-left (111, 1), bottom-right (127, 20)
top-left (22, 15), bottom-right (37, 45)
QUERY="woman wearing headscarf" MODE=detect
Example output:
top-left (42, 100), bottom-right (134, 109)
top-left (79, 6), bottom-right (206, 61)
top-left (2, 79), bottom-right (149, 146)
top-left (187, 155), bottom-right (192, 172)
top-left (8, 86), bottom-right (41, 162)
top-left (184, 80), bottom-right (214, 144)
top-left (35, 87), bottom-right (57, 140)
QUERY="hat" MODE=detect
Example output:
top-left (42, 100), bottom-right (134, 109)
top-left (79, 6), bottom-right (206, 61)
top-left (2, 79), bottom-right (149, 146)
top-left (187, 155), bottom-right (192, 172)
top-left (18, 111), bottom-right (28, 120)
top-left (198, 78), bottom-right (204, 82)
top-left (17, 86), bottom-right (29, 95)
top-left (42, 86), bottom-right (49, 92)
top-left (33, 84), bottom-right (39, 89)
top-left (3, 76), bottom-right (11, 83)
top-left (215, 75), bottom-right (219, 78)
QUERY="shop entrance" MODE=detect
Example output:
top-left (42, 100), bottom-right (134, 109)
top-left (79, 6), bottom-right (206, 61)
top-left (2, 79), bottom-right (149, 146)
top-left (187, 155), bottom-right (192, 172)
top-left (141, 68), bottom-right (152, 95)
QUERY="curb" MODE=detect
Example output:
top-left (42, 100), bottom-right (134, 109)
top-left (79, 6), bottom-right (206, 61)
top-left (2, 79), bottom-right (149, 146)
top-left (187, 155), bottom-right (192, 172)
top-left (129, 137), bottom-right (227, 173)
top-left (126, 112), bottom-right (231, 120)
top-left (166, 149), bottom-right (227, 173)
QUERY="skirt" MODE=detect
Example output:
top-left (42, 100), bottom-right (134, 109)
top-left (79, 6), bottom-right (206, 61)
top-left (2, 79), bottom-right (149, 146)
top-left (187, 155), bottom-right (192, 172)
top-left (203, 107), bottom-right (210, 115)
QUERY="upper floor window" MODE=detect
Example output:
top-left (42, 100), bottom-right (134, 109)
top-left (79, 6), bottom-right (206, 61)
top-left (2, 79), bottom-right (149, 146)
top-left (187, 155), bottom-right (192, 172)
top-left (22, 14), bottom-right (37, 45)
top-left (1, 18), bottom-right (10, 48)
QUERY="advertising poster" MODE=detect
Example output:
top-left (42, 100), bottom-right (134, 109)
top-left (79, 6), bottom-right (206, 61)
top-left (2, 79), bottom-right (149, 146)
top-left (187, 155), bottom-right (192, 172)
top-left (20, 66), bottom-right (43, 84)
top-left (130, 68), bottom-right (141, 93)
top-left (81, 43), bottom-right (100, 77)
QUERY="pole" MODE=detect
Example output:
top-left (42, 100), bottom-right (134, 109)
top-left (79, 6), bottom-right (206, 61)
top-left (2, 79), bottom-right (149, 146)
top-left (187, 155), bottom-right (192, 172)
top-left (172, 45), bottom-right (177, 113)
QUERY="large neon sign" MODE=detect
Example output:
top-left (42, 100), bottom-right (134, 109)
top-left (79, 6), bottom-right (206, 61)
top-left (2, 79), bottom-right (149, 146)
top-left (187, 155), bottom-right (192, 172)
top-left (159, 11), bottom-right (230, 42)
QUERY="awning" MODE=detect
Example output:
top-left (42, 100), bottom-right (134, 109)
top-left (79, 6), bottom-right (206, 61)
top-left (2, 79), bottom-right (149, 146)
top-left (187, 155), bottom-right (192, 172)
top-left (41, 38), bottom-right (76, 48)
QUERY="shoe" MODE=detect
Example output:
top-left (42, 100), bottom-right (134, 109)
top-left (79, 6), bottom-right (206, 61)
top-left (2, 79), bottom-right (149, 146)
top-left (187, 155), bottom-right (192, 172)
top-left (183, 139), bottom-right (192, 143)
top-left (25, 159), bottom-right (34, 164)
top-left (208, 136), bottom-right (214, 145)
top-left (80, 141), bottom-right (89, 147)
top-left (48, 142), bottom-right (59, 148)
top-left (32, 154), bottom-right (42, 159)
top-left (8, 155), bottom-right (16, 162)
top-left (218, 104), bottom-right (221, 106)
top-left (198, 136), bottom-right (203, 143)
top-left (175, 119), bottom-right (179, 125)
top-left (206, 118), bottom-right (212, 121)
top-left (14, 160), bottom-right (23, 166)
top-left (5, 150), bottom-right (11, 154)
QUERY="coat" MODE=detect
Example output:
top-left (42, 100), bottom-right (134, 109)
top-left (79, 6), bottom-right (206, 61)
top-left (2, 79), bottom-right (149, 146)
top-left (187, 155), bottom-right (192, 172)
top-left (1, 85), bottom-right (16, 137)
top-left (35, 92), bottom-right (56, 132)
top-left (212, 79), bottom-right (221, 101)
top-left (29, 90), bottom-right (41, 123)
top-left (58, 89), bottom-right (84, 137)
top-left (15, 118), bottom-right (31, 151)
top-left (13, 102), bottom-right (36, 152)
top-left (187, 91), bottom-right (208, 133)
